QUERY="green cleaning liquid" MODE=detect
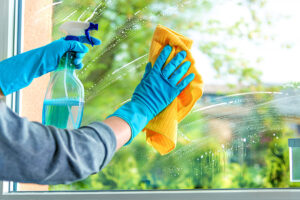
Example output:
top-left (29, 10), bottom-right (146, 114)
top-left (42, 98), bottom-right (84, 129)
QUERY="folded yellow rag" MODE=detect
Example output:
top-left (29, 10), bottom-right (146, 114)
top-left (144, 25), bottom-right (203, 155)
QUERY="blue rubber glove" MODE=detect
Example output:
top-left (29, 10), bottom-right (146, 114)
top-left (109, 45), bottom-right (195, 144)
top-left (0, 36), bottom-right (101, 96)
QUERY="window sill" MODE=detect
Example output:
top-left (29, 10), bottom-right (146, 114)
top-left (2, 189), bottom-right (300, 200)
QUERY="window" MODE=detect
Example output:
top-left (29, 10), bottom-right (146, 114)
top-left (49, 0), bottom-right (300, 191)
top-left (1, 0), bottom-right (300, 199)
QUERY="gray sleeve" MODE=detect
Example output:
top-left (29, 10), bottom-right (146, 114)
top-left (0, 101), bottom-right (117, 185)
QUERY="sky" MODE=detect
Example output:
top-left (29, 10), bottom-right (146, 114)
top-left (191, 0), bottom-right (300, 85)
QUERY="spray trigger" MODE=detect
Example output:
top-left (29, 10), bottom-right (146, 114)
top-left (85, 23), bottom-right (98, 46)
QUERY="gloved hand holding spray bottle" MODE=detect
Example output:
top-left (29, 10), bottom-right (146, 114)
top-left (42, 21), bottom-right (98, 129)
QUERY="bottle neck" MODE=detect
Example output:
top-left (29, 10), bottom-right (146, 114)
top-left (57, 52), bottom-right (76, 74)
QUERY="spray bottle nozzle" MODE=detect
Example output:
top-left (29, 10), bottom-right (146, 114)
top-left (84, 22), bottom-right (98, 46)
top-left (60, 21), bottom-right (99, 46)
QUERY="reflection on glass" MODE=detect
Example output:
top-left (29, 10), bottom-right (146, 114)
top-left (47, 0), bottom-right (300, 190)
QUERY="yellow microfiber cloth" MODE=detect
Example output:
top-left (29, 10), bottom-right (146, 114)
top-left (144, 25), bottom-right (204, 155)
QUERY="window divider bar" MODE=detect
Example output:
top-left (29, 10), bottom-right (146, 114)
top-left (12, 0), bottom-right (24, 192)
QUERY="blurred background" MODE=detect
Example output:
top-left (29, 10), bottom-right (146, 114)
top-left (23, 0), bottom-right (300, 190)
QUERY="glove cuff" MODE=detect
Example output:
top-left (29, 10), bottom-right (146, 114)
top-left (107, 101), bottom-right (153, 145)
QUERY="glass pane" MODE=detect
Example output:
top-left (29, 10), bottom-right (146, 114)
top-left (24, 0), bottom-right (300, 191)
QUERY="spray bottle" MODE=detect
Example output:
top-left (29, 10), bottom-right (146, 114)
top-left (42, 21), bottom-right (98, 129)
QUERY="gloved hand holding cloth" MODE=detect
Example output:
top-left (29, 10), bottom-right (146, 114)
top-left (145, 25), bottom-right (203, 154)
top-left (109, 44), bottom-right (194, 144)
top-left (110, 25), bottom-right (203, 154)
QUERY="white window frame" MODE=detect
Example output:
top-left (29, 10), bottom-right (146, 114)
top-left (1, 0), bottom-right (300, 199)
top-left (1, 0), bottom-right (22, 114)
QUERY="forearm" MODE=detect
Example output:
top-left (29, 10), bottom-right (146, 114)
top-left (103, 116), bottom-right (131, 150)
top-left (0, 88), bottom-right (3, 97)
top-left (0, 102), bottom-right (116, 185)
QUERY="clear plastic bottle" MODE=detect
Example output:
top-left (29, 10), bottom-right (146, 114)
top-left (42, 21), bottom-right (98, 129)
top-left (43, 52), bottom-right (84, 129)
